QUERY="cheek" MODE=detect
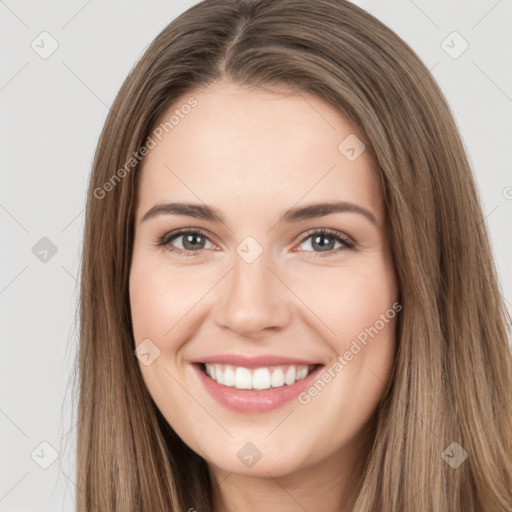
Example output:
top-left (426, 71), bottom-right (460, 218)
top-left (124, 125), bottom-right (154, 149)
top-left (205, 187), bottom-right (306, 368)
top-left (128, 259), bottom-right (209, 429)
top-left (294, 254), bottom-right (398, 349)
top-left (294, 267), bottom-right (398, 461)
top-left (129, 256), bottom-right (207, 347)
top-left (129, 270), bottom-right (169, 341)
top-left (296, 254), bottom-right (399, 406)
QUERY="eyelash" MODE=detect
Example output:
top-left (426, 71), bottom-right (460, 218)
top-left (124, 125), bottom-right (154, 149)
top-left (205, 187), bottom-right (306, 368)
top-left (155, 227), bottom-right (355, 258)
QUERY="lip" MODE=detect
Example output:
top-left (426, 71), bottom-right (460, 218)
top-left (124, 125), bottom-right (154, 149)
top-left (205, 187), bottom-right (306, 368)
top-left (191, 362), bottom-right (324, 413)
top-left (190, 353), bottom-right (321, 368)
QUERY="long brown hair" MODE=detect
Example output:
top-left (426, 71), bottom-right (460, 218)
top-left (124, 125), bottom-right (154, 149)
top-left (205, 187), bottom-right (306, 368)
top-left (72, 0), bottom-right (512, 510)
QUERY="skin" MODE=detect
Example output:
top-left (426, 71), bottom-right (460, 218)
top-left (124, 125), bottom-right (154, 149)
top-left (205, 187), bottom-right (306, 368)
top-left (129, 79), bottom-right (399, 512)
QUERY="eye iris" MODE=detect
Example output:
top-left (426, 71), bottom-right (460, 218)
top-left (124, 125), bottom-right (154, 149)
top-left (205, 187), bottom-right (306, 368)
top-left (182, 233), bottom-right (205, 250)
top-left (312, 234), bottom-right (334, 251)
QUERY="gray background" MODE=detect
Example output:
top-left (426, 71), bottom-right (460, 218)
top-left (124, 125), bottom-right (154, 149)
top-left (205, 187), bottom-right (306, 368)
top-left (1, 0), bottom-right (511, 510)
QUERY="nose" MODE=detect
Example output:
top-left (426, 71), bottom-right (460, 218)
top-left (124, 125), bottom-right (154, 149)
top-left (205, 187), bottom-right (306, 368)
top-left (213, 247), bottom-right (293, 337)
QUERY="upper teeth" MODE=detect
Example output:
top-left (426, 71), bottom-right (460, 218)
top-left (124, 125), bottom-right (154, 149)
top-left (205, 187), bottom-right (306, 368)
top-left (204, 363), bottom-right (313, 390)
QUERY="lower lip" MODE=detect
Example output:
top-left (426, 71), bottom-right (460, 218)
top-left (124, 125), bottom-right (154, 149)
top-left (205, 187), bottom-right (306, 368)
top-left (192, 363), bottom-right (324, 413)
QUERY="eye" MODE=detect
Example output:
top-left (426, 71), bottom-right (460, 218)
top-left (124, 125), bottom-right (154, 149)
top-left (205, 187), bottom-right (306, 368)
top-left (156, 228), bottom-right (215, 256)
top-left (295, 228), bottom-right (355, 257)
top-left (155, 227), bottom-right (355, 257)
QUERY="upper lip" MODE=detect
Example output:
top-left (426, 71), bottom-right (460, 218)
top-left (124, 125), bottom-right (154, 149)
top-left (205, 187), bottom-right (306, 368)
top-left (190, 354), bottom-right (322, 368)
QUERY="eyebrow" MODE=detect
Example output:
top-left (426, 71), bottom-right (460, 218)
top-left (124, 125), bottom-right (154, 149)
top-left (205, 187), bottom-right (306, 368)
top-left (141, 201), bottom-right (378, 226)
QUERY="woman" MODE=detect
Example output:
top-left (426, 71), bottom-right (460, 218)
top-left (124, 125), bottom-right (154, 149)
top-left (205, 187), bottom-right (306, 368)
top-left (75, 0), bottom-right (512, 510)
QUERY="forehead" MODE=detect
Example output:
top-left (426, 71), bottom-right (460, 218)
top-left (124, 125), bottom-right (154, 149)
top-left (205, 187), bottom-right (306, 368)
top-left (136, 81), bottom-right (383, 223)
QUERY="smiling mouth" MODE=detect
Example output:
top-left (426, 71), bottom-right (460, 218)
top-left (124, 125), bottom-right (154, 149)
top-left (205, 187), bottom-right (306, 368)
top-left (197, 362), bottom-right (322, 391)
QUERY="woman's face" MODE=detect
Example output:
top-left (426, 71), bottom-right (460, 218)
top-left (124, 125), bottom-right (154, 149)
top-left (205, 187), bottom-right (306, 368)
top-left (129, 80), bottom-right (399, 479)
